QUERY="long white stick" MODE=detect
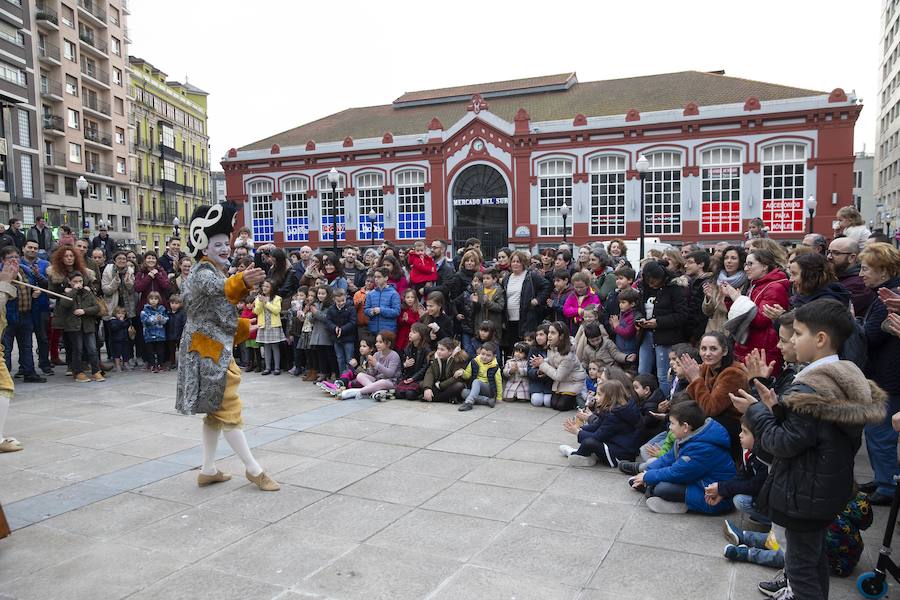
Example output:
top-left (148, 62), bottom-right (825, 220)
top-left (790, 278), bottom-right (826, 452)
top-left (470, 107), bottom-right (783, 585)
top-left (10, 279), bottom-right (72, 302)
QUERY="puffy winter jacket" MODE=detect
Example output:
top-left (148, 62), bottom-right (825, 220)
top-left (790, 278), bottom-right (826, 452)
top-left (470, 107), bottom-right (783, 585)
top-left (643, 417), bottom-right (737, 514)
top-left (324, 301), bottom-right (357, 343)
top-left (638, 275), bottom-right (690, 347)
top-left (734, 269), bottom-right (790, 372)
top-left (364, 284), bottom-right (401, 334)
top-left (864, 277), bottom-right (900, 395)
top-left (140, 303), bottom-right (168, 342)
top-left (538, 347), bottom-right (585, 395)
top-left (791, 281), bottom-right (851, 310)
top-left (578, 399), bottom-right (642, 461)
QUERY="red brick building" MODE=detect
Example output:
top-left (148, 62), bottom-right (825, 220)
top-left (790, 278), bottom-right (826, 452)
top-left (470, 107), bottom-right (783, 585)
top-left (222, 70), bottom-right (861, 256)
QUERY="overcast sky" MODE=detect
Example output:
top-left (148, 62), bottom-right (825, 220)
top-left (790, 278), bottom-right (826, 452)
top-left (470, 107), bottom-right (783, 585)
top-left (128, 0), bottom-right (880, 168)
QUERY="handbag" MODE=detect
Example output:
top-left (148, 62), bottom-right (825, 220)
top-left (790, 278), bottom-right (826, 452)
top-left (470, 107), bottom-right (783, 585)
top-left (127, 325), bottom-right (136, 340)
top-left (394, 379), bottom-right (420, 394)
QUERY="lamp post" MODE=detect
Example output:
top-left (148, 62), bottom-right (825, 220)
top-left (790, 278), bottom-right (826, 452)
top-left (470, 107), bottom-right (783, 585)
top-left (76, 176), bottom-right (88, 237)
top-left (636, 154), bottom-right (650, 261)
top-left (806, 195), bottom-right (817, 235)
top-left (560, 204), bottom-right (570, 244)
top-left (368, 208), bottom-right (377, 242)
top-left (172, 216), bottom-right (180, 238)
top-left (326, 167), bottom-right (340, 253)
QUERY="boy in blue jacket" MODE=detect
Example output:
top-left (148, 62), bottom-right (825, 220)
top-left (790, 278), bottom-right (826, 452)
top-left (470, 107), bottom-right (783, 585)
top-left (140, 290), bottom-right (168, 372)
top-left (364, 267), bottom-right (400, 336)
top-left (630, 400), bottom-right (736, 515)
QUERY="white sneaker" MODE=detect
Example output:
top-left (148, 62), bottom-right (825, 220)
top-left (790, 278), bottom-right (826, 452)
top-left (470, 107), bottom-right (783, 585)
top-left (559, 444), bottom-right (576, 457)
top-left (340, 389), bottom-right (361, 400)
top-left (646, 496), bottom-right (689, 514)
top-left (568, 453), bottom-right (598, 467)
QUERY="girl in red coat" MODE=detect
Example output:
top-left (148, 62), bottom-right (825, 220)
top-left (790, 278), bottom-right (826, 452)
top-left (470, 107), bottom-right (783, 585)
top-left (407, 240), bottom-right (437, 296)
top-left (395, 288), bottom-right (424, 351)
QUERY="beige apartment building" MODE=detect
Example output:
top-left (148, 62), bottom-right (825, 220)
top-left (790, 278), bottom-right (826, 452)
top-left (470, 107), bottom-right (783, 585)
top-left (34, 0), bottom-right (134, 245)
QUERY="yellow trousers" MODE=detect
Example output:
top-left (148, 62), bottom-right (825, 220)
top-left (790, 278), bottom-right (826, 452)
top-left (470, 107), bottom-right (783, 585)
top-left (204, 360), bottom-right (243, 430)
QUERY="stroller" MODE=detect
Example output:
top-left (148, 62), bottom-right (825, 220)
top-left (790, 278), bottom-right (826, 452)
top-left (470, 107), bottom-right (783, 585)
top-left (857, 479), bottom-right (900, 598)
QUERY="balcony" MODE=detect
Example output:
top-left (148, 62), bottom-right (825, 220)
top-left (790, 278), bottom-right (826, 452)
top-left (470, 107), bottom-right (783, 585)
top-left (158, 144), bottom-right (181, 160)
top-left (78, 31), bottom-right (108, 56)
top-left (85, 160), bottom-right (113, 178)
top-left (37, 41), bottom-right (61, 64)
top-left (42, 114), bottom-right (65, 135)
top-left (40, 78), bottom-right (63, 101)
top-left (82, 96), bottom-right (111, 118)
top-left (161, 178), bottom-right (186, 193)
top-left (80, 61), bottom-right (109, 86)
top-left (141, 175), bottom-right (160, 189)
top-left (122, 0), bottom-right (130, 14)
top-left (35, 2), bottom-right (59, 28)
top-left (123, 27), bottom-right (131, 43)
top-left (45, 151), bottom-right (67, 168)
top-left (77, 0), bottom-right (107, 26)
top-left (129, 172), bottom-right (140, 183)
top-left (84, 127), bottom-right (112, 148)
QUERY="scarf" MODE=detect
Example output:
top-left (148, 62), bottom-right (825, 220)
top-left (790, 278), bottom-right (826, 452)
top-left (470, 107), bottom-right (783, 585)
top-left (717, 269), bottom-right (748, 290)
top-left (324, 270), bottom-right (338, 283)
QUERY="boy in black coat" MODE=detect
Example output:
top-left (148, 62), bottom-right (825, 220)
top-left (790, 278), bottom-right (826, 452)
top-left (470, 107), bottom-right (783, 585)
top-left (732, 299), bottom-right (886, 600)
top-left (324, 288), bottom-right (357, 375)
top-left (705, 413), bottom-right (770, 525)
top-left (165, 294), bottom-right (187, 369)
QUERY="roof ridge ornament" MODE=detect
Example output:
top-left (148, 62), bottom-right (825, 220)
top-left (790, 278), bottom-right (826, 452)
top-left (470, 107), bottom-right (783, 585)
top-left (467, 94), bottom-right (489, 114)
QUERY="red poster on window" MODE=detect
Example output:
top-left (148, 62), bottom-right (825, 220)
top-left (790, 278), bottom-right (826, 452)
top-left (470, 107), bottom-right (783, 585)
top-left (762, 199), bottom-right (804, 234)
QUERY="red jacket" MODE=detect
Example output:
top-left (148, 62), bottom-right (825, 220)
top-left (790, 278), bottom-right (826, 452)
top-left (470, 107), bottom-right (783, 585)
top-left (135, 267), bottom-right (172, 309)
top-left (395, 305), bottom-right (420, 351)
top-left (734, 269), bottom-right (790, 374)
top-left (408, 253), bottom-right (437, 286)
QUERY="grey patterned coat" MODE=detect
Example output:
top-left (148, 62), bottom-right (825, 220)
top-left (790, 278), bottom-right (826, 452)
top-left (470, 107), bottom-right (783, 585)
top-left (175, 260), bottom-right (250, 415)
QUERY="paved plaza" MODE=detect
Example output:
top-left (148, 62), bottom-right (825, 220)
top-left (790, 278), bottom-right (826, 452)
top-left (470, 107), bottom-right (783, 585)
top-left (0, 368), bottom-right (889, 600)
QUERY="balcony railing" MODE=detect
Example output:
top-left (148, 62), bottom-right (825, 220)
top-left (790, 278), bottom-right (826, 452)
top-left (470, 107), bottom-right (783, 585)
top-left (46, 151), bottom-right (66, 167)
top-left (82, 96), bottom-right (110, 116)
top-left (129, 172), bottom-right (141, 183)
top-left (80, 61), bottom-right (109, 84)
top-left (85, 161), bottom-right (113, 177)
top-left (141, 175), bottom-right (158, 187)
top-left (37, 41), bottom-right (60, 62)
top-left (77, 0), bottom-right (107, 24)
top-left (40, 78), bottom-right (63, 98)
top-left (84, 128), bottom-right (112, 147)
top-left (35, 2), bottom-right (58, 25)
top-left (159, 144), bottom-right (182, 160)
top-left (42, 115), bottom-right (64, 132)
top-left (78, 31), bottom-right (108, 54)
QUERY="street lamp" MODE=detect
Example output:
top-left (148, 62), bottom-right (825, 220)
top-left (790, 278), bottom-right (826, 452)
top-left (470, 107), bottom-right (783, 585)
top-left (76, 176), bottom-right (89, 237)
top-left (560, 204), bottom-right (570, 243)
top-left (636, 154), bottom-right (650, 261)
top-left (172, 217), bottom-right (180, 238)
top-left (806, 195), bottom-right (817, 235)
top-left (368, 208), bottom-right (377, 242)
top-left (326, 167), bottom-right (340, 252)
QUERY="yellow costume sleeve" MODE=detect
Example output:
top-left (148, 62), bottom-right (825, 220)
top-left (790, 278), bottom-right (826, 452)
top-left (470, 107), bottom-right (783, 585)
top-left (224, 272), bottom-right (248, 305)
top-left (235, 317), bottom-right (251, 346)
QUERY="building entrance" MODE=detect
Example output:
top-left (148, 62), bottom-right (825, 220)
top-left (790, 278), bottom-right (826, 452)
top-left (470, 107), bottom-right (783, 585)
top-left (451, 164), bottom-right (509, 259)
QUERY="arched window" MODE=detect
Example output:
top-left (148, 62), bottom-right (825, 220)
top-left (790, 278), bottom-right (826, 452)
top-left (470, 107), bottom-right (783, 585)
top-left (396, 169), bottom-right (426, 240)
top-left (317, 173), bottom-right (345, 243)
top-left (588, 154), bottom-right (626, 236)
top-left (700, 147), bottom-right (742, 235)
top-left (247, 180), bottom-right (274, 243)
top-left (282, 178), bottom-right (309, 243)
top-left (537, 158), bottom-right (573, 236)
top-left (761, 143), bottom-right (807, 233)
top-left (643, 151), bottom-right (682, 235)
top-left (356, 172), bottom-right (384, 241)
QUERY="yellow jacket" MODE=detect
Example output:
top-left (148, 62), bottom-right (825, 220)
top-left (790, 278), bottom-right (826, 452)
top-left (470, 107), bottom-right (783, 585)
top-left (253, 295), bottom-right (282, 329)
top-left (461, 355), bottom-right (502, 403)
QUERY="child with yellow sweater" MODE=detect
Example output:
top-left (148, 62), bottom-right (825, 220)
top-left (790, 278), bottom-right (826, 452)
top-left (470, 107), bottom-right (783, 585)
top-left (456, 342), bottom-right (503, 411)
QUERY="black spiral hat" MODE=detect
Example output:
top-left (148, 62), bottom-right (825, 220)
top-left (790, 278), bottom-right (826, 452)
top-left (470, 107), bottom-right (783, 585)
top-left (186, 201), bottom-right (239, 258)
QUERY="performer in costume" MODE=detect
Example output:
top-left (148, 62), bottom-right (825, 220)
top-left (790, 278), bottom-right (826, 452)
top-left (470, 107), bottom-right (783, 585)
top-left (0, 246), bottom-right (25, 538)
top-left (175, 201), bottom-right (279, 491)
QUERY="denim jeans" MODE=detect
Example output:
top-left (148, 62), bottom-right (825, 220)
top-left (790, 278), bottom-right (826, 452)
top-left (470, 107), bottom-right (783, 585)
top-left (865, 393), bottom-right (900, 496)
top-left (66, 330), bottom-right (99, 375)
top-left (334, 340), bottom-right (355, 374)
top-left (741, 529), bottom-right (785, 568)
top-left (648, 481), bottom-right (686, 503)
top-left (461, 333), bottom-right (477, 359)
top-left (32, 310), bottom-right (50, 371)
top-left (638, 332), bottom-right (655, 376)
top-left (464, 380), bottom-right (492, 405)
top-left (654, 344), bottom-right (672, 397)
top-left (733, 493), bottom-right (772, 525)
top-left (784, 527), bottom-right (829, 600)
top-left (640, 430), bottom-right (668, 463)
top-left (3, 315), bottom-right (35, 376)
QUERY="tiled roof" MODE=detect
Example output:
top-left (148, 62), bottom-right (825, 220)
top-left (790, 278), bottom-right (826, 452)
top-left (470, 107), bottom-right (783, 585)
top-left (393, 72), bottom-right (576, 104)
top-left (240, 71), bottom-right (825, 151)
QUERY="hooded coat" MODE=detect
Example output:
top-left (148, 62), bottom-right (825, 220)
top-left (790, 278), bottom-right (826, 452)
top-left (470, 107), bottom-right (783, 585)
top-left (638, 274), bottom-right (690, 347)
top-left (643, 417), bottom-right (737, 514)
top-left (734, 269), bottom-right (791, 371)
top-left (577, 399), bottom-right (642, 461)
top-left (746, 361), bottom-right (886, 529)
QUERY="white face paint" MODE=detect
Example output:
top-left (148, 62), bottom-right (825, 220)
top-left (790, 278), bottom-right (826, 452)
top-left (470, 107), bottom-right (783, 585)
top-left (203, 233), bottom-right (232, 269)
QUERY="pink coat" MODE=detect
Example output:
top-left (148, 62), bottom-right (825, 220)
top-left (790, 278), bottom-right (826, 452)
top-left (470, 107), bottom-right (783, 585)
top-left (562, 291), bottom-right (600, 325)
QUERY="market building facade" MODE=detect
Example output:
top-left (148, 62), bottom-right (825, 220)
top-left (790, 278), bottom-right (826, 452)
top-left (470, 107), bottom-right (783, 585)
top-left (223, 70), bottom-right (862, 256)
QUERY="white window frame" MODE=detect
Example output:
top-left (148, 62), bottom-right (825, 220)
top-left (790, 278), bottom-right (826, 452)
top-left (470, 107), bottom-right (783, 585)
top-left (355, 172), bottom-right (384, 241)
top-left (17, 109), bottom-right (29, 148)
top-left (588, 154), bottom-right (626, 236)
top-left (537, 158), bottom-right (574, 236)
top-left (643, 151), bottom-right (683, 235)
top-left (116, 157), bottom-right (126, 174)
top-left (761, 143), bottom-right (807, 234)
top-left (19, 154), bottom-right (32, 198)
top-left (282, 177), bottom-right (309, 243)
top-left (248, 180), bottom-right (274, 243)
top-left (67, 108), bottom-right (79, 129)
top-left (700, 147), bottom-right (742, 235)
top-left (317, 174), bottom-right (345, 242)
top-left (396, 169), bottom-right (426, 240)
top-left (68, 142), bottom-right (81, 163)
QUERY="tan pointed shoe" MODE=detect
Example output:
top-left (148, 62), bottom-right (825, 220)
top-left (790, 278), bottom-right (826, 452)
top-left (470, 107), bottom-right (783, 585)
top-left (197, 470), bottom-right (232, 487)
top-left (246, 470), bottom-right (280, 491)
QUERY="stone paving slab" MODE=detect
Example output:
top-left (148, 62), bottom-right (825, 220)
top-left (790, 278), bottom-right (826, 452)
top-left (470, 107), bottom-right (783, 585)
top-left (0, 367), bottom-right (893, 599)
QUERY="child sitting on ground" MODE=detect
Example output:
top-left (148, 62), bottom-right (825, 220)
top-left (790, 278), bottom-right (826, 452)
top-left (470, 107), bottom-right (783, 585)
top-left (629, 400), bottom-right (737, 515)
top-left (321, 338), bottom-right (373, 396)
top-left (502, 342), bottom-right (530, 402)
top-left (456, 342), bottom-right (502, 411)
top-left (559, 380), bottom-right (641, 468)
top-left (391, 322), bottom-right (431, 401)
top-left (527, 324), bottom-right (553, 407)
top-left (575, 321), bottom-right (636, 371)
top-left (706, 413), bottom-right (770, 526)
top-left (632, 373), bottom-right (666, 444)
top-left (422, 337), bottom-right (469, 403)
top-left (578, 360), bottom-right (603, 409)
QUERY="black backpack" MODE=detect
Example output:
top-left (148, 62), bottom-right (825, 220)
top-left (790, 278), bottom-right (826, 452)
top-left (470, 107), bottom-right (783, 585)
top-left (839, 318), bottom-right (868, 370)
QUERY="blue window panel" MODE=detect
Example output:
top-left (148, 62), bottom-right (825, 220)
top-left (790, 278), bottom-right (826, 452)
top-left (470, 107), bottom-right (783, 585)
top-left (398, 211), bottom-right (425, 239)
top-left (285, 217), bottom-right (309, 243)
top-left (321, 216), bottom-right (346, 242)
top-left (358, 215), bottom-right (384, 241)
top-left (253, 218), bottom-right (274, 243)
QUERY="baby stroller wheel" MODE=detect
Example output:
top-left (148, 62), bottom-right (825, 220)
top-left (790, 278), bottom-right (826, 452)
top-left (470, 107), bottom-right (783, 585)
top-left (857, 571), bottom-right (888, 599)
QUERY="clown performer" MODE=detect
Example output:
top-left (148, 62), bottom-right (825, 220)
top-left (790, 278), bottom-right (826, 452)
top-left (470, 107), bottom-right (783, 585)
top-left (175, 201), bottom-right (279, 491)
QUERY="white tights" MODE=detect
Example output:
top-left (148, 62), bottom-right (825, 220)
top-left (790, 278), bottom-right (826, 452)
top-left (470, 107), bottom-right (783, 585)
top-left (530, 393), bottom-right (552, 407)
top-left (201, 422), bottom-right (262, 477)
top-left (0, 393), bottom-right (9, 439)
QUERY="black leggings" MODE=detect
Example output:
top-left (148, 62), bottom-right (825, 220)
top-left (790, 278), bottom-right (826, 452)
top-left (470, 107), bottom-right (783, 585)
top-left (574, 438), bottom-right (620, 466)
top-left (145, 341), bottom-right (165, 367)
top-left (431, 381), bottom-right (465, 403)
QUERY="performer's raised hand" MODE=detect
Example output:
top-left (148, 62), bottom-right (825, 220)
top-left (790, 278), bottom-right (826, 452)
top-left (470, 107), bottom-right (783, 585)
top-left (242, 267), bottom-right (266, 287)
